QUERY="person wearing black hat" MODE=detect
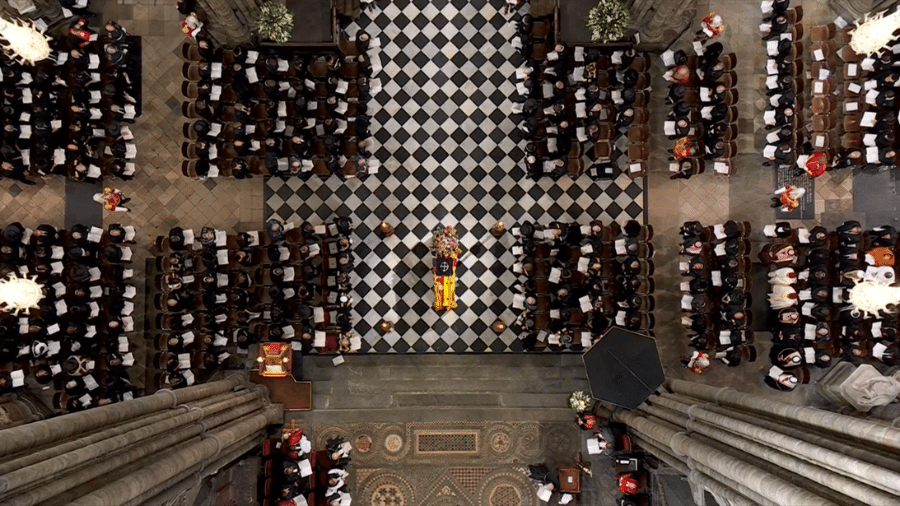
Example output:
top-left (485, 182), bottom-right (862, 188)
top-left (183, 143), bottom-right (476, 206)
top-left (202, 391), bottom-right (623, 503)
top-left (2, 222), bottom-right (25, 245)
top-left (334, 217), bottom-right (353, 237)
top-left (176, 0), bottom-right (196, 15)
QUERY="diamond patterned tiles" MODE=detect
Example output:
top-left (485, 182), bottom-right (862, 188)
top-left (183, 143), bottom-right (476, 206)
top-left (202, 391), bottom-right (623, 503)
top-left (814, 169), bottom-right (854, 217)
top-left (266, 0), bottom-right (644, 353)
top-left (350, 0), bottom-right (523, 175)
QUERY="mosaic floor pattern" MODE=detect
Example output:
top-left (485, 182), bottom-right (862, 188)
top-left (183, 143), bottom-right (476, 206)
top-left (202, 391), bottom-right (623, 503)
top-left (265, 0), bottom-right (645, 353)
top-left (309, 421), bottom-right (589, 506)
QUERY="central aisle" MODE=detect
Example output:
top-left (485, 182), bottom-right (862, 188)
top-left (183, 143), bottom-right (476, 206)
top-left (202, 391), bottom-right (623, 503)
top-left (265, 0), bottom-right (645, 353)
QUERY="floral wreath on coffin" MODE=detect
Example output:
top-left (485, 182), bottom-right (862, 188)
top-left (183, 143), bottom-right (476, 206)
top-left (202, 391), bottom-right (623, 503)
top-left (431, 225), bottom-right (461, 258)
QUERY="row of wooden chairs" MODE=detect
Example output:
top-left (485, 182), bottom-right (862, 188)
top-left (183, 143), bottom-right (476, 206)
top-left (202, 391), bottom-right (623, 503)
top-left (808, 22), bottom-right (844, 153)
top-left (179, 38), bottom-right (370, 179)
top-left (835, 26), bottom-right (882, 157)
top-left (760, 5), bottom-right (805, 169)
top-left (512, 222), bottom-right (657, 344)
top-left (679, 221), bottom-right (754, 349)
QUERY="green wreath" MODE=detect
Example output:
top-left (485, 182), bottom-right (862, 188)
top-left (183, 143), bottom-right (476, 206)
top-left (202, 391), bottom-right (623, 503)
top-left (254, 1), bottom-right (295, 44)
top-left (584, 0), bottom-right (631, 43)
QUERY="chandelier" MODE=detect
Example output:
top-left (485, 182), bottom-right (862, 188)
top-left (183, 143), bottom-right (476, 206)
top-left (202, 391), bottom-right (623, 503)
top-left (849, 9), bottom-right (900, 57)
top-left (846, 278), bottom-right (900, 318)
top-left (0, 272), bottom-right (43, 314)
top-left (0, 15), bottom-right (52, 65)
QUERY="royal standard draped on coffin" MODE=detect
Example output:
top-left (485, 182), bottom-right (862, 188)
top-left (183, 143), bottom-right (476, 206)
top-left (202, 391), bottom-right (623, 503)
top-left (431, 226), bottom-right (461, 312)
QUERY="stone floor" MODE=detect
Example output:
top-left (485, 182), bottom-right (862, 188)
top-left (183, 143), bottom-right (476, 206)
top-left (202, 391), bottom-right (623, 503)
top-left (308, 420), bottom-right (582, 506)
top-left (0, 0), bottom-right (895, 503)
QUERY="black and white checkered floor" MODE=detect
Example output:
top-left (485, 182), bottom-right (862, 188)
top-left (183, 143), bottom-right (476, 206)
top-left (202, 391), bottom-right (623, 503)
top-left (265, 0), bottom-right (645, 353)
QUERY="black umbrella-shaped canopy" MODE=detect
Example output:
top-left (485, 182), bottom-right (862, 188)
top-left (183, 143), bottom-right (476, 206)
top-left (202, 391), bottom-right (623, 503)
top-left (582, 327), bottom-right (665, 410)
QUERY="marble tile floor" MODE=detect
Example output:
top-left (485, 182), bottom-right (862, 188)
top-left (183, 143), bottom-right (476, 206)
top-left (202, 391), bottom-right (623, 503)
top-left (265, 0), bottom-right (645, 352)
top-left (0, 0), bottom-right (887, 426)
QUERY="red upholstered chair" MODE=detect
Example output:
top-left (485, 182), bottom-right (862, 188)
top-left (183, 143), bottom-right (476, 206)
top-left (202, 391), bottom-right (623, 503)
top-left (310, 450), bottom-right (327, 470)
top-left (615, 434), bottom-right (632, 452)
top-left (308, 468), bottom-right (317, 491)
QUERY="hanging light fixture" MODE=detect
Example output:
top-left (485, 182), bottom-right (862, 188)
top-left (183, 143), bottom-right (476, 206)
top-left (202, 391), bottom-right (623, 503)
top-left (849, 9), bottom-right (900, 56)
top-left (846, 278), bottom-right (900, 318)
top-left (0, 15), bottom-right (52, 65)
top-left (0, 272), bottom-right (43, 314)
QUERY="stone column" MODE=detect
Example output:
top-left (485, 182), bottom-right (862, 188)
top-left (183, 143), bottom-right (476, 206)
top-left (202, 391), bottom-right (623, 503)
top-left (122, 433), bottom-right (261, 506)
top-left (0, 389), bottom-right (261, 495)
top-left (709, 404), bottom-right (900, 475)
top-left (648, 393), bottom-right (900, 500)
top-left (0, 375), bottom-right (282, 506)
top-left (0, 392), bottom-right (236, 476)
top-left (828, 0), bottom-right (897, 22)
top-left (667, 379), bottom-right (900, 451)
top-left (631, 434), bottom-right (758, 506)
top-left (0, 374), bottom-right (245, 456)
top-left (613, 407), bottom-right (833, 505)
top-left (625, 0), bottom-right (698, 52)
top-left (607, 380), bottom-right (900, 506)
top-left (35, 399), bottom-right (269, 506)
top-left (28, 0), bottom-right (62, 21)
top-left (197, 0), bottom-right (251, 47)
top-left (68, 403), bottom-right (282, 506)
top-left (0, 395), bottom-right (42, 430)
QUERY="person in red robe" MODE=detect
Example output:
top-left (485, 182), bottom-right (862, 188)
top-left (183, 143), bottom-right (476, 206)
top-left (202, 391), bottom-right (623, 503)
top-left (575, 413), bottom-right (597, 430)
top-left (93, 187), bottom-right (130, 212)
top-left (771, 185), bottom-right (805, 212)
top-left (666, 64), bottom-right (691, 85)
top-left (672, 137), bottom-right (694, 161)
top-left (68, 19), bottom-right (95, 48)
top-left (681, 351), bottom-right (711, 374)
top-left (800, 150), bottom-right (829, 178)
top-left (867, 246), bottom-right (895, 266)
top-left (696, 12), bottom-right (725, 42)
top-left (617, 472), bottom-right (639, 494)
top-left (181, 12), bottom-right (204, 37)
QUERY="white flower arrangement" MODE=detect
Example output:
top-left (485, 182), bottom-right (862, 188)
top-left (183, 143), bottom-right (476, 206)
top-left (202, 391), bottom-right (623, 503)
top-left (568, 390), bottom-right (592, 413)
top-left (584, 0), bottom-right (630, 44)
top-left (254, 1), bottom-right (294, 44)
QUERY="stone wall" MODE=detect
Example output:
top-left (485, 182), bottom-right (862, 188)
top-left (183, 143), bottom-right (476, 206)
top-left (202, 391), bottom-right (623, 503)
top-left (828, 0), bottom-right (897, 21)
top-left (627, 0), bottom-right (698, 52)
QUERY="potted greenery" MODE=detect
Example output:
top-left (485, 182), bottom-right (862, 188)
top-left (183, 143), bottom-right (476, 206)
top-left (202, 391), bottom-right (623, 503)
top-left (584, 0), bottom-right (630, 44)
top-left (254, 1), bottom-right (294, 44)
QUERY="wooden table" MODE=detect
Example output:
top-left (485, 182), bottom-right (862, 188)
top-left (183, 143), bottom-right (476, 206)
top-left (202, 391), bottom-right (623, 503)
top-left (558, 466), bottom-right (581, 493)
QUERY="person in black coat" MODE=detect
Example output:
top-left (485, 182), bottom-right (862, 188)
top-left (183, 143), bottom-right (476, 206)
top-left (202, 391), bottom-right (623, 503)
top-left (176, 0), bottom-right (196, 15)
top-left (528, 463), bottom-right (560, 489)
top-left (667, 84), bottom-right (686, 105)
top-left (870, 225), bottom-right (898, 247)
top-left (2, 223), bottom-right (25, 245)
top-left (763, 15), bottom-right (789, 40)
top-left (837, 221), bottom-right (863, 244)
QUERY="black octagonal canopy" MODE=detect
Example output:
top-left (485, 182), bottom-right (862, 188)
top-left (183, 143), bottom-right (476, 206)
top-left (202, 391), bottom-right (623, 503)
top-left (582, 327), bottom-right (665, 410)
